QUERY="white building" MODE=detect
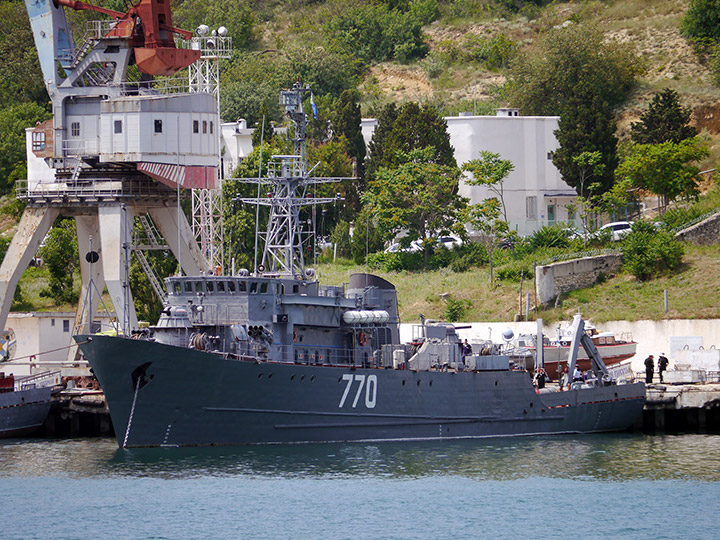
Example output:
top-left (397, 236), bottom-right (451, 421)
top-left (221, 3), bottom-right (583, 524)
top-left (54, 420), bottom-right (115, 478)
top-left (221, 109), bottom-right (578, 236)
top-left (362, 109), bottom-right (578, 236)
top-left (3, 312), bottom-right (113, 376)
top-left (220, 119), bottom-right (254, 178)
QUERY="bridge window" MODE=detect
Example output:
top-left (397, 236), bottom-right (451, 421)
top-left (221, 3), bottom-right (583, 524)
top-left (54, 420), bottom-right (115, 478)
top-left (183, 281), bottom-right (193, 293)
top-left (206, 281), bottom-right (214, 293)
top-left (194, 281), bottom-right (205, 292)
top-left (260, 282), bottom-right (268, 294)
top-left (249, 282), bottom-right (258, 294)
top-left (173, 282), bottom-right (181, 294)
top-left (238, 281), bottom-right (246, 292)
top-left (228, 281), bottom-right (236, 292)
top-left (71, 122), bottom-right (80, 137)
top-left (217, 281), bottom-right (225, 292)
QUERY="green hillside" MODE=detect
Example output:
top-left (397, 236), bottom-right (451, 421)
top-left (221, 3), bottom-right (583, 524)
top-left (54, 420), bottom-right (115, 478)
top-left (1, 0), bottom-right (719, 324)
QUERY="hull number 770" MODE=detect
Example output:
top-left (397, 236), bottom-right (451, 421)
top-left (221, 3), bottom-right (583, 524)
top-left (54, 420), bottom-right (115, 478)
top-left (339, 374), bottom-right (377, 409)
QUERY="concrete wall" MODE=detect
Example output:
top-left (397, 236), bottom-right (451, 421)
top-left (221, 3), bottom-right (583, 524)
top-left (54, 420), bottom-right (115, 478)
top-left (535, 253), bottom-right (623, 305)
top-left (400, 318), bottom-right (720, 375)
top-left (675, 211), bottom-right (720, 245)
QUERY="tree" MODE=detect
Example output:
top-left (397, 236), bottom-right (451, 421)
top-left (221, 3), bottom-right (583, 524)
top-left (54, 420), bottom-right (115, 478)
top-left (552, 82), bottom-right (619, 198)
top-left (130, 250), bottom-right (177, 323)
top-left (462, 151), bottom-right (514, 223)
top-left (622, 221), bottom-right (684, 281)
top-left (350, 208), bottom-right (384, 265)
top-left (0, 103), bottom-right (52, 193)
top-left (251, 102), bottom-right (275, 147)
top-left (39, 219), bottom-right (78, 305)
top-left (363, 147), bottom-right (466, 264)
top-left (366, 102), bottom-right (456, 183)
top-left (333, 89), bottom-right (366, 180)
top-left (463, 198), bottom-right (509, 287)
top-left (508, 23), bottom-right (640, 116)
top-left (616, 138), bottom-right (710, 212)
top-left (365, 103), bottom-right (398, 182)
top-left (631, 89), bottom-right (698, 145)
top-left (0, 2), bottom-right (48, 110)
top-left (681, 0), bottom-right (720, 44)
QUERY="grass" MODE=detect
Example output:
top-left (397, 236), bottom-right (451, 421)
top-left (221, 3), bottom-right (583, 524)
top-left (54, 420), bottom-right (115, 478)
top-left (315, 242), bottom-right (720, 325)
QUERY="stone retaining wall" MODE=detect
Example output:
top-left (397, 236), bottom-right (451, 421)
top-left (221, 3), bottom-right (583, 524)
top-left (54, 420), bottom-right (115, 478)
top-left (675, 211), bottom-right (720, 245)
top-left (535, 253), bottom-right (623, 305)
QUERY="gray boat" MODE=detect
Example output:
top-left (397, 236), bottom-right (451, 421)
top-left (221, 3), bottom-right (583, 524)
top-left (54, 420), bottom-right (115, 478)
top-left (0, 372), bottom-right (53, 438)
top-left (76, 83), bottom-right (646, 448)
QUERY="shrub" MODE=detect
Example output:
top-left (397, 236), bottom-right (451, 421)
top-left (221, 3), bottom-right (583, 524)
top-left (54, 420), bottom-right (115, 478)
top-left (661, 205), bottom-right (706, 230)
top-left (681, 0), bottom-right (720, 43)
top-left (496, 262), bottom-right (534, 282)
top-left (330, 220), bottom-right (352, 259)
top-left (622, 221), bottom-right (684, 281)
top-left (444, 296), bottom-right (470, 322)
top-left (529, 224), bottom-right (571, 249)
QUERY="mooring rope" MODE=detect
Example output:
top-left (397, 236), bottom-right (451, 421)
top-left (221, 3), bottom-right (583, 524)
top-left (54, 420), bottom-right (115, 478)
top-left (122, 374), bottom-right (141, 448)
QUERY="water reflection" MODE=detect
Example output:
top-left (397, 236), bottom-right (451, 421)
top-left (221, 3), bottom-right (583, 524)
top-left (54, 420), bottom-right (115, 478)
top-left (1, 434), bottom-right (719, 482)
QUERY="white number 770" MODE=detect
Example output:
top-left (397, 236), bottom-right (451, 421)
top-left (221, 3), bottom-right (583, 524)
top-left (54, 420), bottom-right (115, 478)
top-left (339, 374), bottom-right (377, 409)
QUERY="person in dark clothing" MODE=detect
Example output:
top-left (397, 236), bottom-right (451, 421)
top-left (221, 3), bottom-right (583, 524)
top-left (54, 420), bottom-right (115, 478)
top-left (644, 355), bottom-right (654, 383)
top-left (534, 367), bottom-right (547, 389)
top-left (462, 339), bottom-right (472, 358)
top-left (658, 354), bottom-right (669, 383)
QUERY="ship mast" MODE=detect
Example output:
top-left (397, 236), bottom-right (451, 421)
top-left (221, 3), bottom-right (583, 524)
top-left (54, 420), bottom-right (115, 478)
top-left (237, 82), bottom-right (347, 280)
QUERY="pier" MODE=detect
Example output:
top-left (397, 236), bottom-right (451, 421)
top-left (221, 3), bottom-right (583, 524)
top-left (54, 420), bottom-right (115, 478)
top-left (639, 382), bottom-right (720, 434)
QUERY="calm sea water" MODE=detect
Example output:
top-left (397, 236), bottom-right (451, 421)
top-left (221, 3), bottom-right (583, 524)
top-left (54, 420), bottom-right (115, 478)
top-left (2, 434), bottom-right (719, 540)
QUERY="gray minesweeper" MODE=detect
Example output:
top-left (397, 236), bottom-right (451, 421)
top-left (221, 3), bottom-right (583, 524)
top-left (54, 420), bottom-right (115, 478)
top-left (76, 83), bottom-right (646, 448)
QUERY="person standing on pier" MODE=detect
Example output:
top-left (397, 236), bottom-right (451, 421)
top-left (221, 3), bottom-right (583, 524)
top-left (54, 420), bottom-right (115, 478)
top-left (658, 353), bottom-right (669, 383)
top-left (644, 354), bottom-right (655, 383)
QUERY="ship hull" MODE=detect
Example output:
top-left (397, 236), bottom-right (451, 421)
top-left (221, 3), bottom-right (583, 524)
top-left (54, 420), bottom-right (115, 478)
top-left (77, 335), bottom-right (646, 448)
top-left (0, 386), bottom-right (52, 438)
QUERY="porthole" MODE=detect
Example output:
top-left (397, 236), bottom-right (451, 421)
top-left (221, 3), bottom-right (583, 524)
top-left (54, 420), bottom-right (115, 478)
top-left (402, 380), bottom-right (406, 386)
top-left (429, 381), bottom-right (433, 387)
top-left (417, 380), bottom-right (421, 386)
top-left (257, 373), bottom-right (262, 379)
top-left (268, 373), bottom-right (273, 379)
top-left (291, 375), bottom-right (295, 381)
top-left (300, 375), bottom-right (305, 381)
top-left (310, 376), bottom-right (315, 382)
top-left (495, 380), bottom-right (498, 386)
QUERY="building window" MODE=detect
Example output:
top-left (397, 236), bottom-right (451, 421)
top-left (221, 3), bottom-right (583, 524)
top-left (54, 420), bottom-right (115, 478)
top-left (547, 152), bottom-right (553, 160)
top-left (193, 120), bottom-right (199, 134)
top-left (202, 120), bottom-right (207, 134)
top-left (63, 319), bottom-right (70, 333)
top-left (32, 131), bottom-right (46, 151)
top-left (210, 121), bottom-right (214, 134)
top-left (71, 122), bottom-right (80, 137)
top-left (114, 120), bottom-right (122, 134)
top-left (154, 119), bottom-right (163, 133)
top-left (547, 204), bottom-right (556, 224)
top-left (526, 196), bottom-right (537, 220)
top-left (51, 318), bottom-right (55, 327)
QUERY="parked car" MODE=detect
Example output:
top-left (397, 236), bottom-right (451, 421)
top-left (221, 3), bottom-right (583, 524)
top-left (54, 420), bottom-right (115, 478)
top-left (597, 221), bottom-right (633, 242)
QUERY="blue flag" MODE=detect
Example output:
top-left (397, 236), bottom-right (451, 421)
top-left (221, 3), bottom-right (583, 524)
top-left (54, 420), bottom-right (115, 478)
top-left (310, 93), bottom-right (318, 120)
